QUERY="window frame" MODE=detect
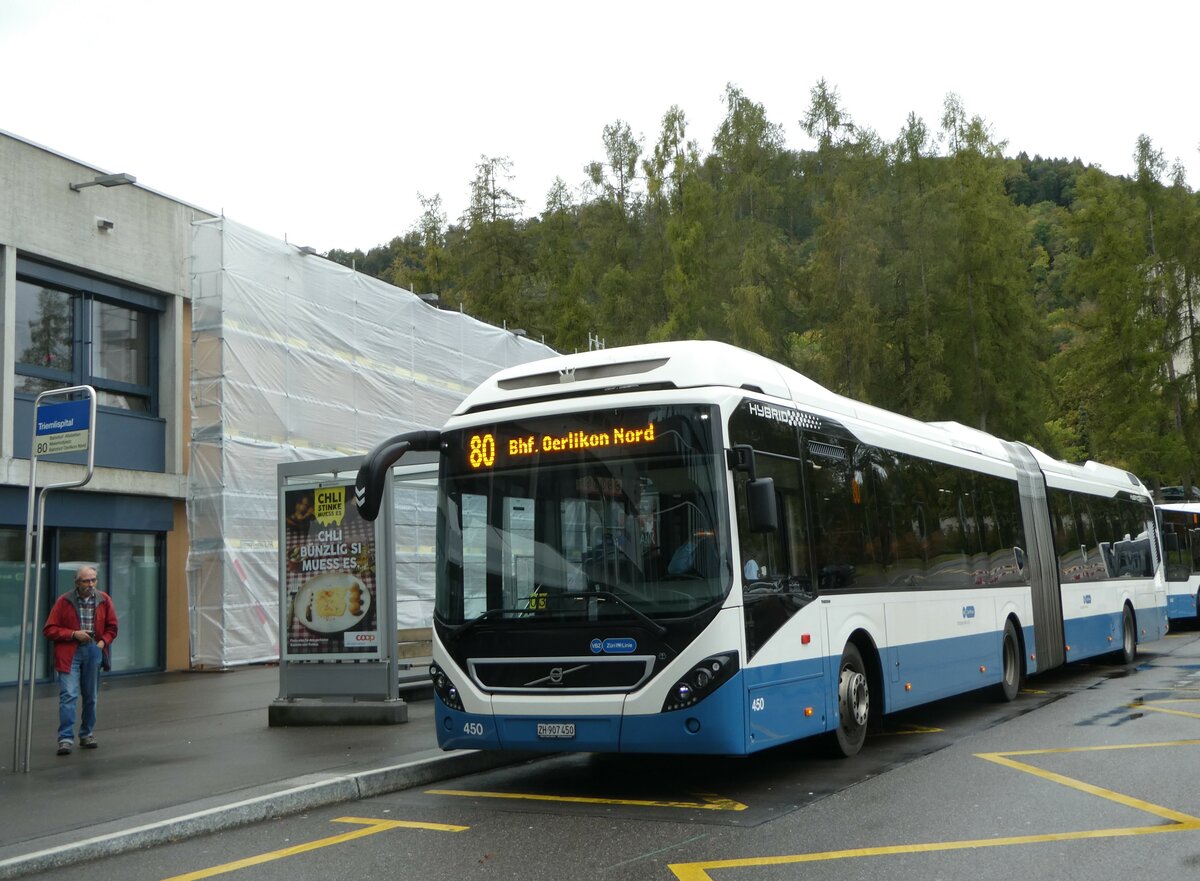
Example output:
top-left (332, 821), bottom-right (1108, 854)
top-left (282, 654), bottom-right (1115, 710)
top-left (14, 262), bottom-right (161, 415)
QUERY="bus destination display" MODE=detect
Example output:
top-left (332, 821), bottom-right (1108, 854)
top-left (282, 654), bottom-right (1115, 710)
top-left (467, 421), bottom-right (658, 470)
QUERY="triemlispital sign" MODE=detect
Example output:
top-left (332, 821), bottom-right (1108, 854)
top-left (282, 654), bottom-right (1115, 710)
top-left (33, 399), bottom-right (91, 457)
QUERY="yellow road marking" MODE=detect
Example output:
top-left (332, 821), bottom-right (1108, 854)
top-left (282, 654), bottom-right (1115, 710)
top-left (876, 724), bottom-right (943, 736)
top-left (975, 744), bottom-right (1200, 824)
top-left (426, 788), bottom-right (747, 811)
top-left (1020, 688), bottom-right (1048, 694)
top-left (668, 822), bottom-right (1200, 880)
top-left (669, 739), bottom-right (1200, 879)
top-left (159, 816), bottom-right (466, 881)
top-left (1135, 700), bottom-right (1200, 721)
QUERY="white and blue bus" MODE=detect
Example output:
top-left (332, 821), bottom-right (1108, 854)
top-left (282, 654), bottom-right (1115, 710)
top-left (1156, 503), bottom-right (1200, 620)
top-left (355, 341), bottom-right (1169, 757)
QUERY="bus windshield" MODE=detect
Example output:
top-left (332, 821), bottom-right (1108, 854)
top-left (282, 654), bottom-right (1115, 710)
top-left (435, 405), bottom-right (729, 627)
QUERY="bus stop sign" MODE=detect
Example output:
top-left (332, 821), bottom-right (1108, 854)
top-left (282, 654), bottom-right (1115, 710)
top-left (34, 398), bottom-right (91, 457)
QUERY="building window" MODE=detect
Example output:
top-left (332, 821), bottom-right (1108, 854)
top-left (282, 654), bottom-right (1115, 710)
top-left (59, 529), bottom-right (163, 673)
top-left (0, 525), bottom-right (164, 684)
top-left (15, 278), bottom-right (156, 413)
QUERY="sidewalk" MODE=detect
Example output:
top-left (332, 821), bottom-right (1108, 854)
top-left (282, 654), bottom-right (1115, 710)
top-left (0, 664), bottom-right (523, 880)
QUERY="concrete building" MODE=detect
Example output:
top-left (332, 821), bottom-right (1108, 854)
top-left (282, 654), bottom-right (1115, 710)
top-left (0, 131), bottom-right (554, 682)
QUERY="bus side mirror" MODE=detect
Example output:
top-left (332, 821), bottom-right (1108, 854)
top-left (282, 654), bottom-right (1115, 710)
top-left (728, 444), bottom-right (778, 534)
top-left (354, 429), bottom-right (441, 521)
top-left (748, 477), bottom-right (778, 534)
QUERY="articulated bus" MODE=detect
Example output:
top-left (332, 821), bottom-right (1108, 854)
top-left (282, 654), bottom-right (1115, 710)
top-left (1157, 503), bottom-right (1200, 620)
top-left (355, 341), bottom-right (1169, 757)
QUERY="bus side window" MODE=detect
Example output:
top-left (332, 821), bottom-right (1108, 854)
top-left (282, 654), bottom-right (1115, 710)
top-left (1161, 512), bottom-right (1189, 582)
top-left (734, 457), bottom-right (802, 586)
top-left (805, 437), bottom-right (865, 590)
top-left (1048, 488), bottom-right (1082, 583)
top-left (926, 464), bottom-right (970, 587)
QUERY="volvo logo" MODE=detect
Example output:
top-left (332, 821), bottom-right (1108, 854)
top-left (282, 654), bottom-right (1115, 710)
top-left (525, 664), bottom-right (588, 687)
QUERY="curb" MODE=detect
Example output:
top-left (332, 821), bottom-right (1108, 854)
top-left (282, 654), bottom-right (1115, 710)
top-left (0, 749), bottom-right (534, 880)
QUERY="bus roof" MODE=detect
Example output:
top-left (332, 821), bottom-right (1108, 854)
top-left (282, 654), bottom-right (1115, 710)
top-left (1157, 502), bottom-right (1200, 513)
top-left (455, 340), bottom-right (852, 417)
top-left (456, 340), bottom-right (1146, 498)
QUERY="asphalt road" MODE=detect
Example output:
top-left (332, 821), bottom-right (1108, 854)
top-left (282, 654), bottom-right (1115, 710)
top-left (18, 623), bottom-right (1200, 881)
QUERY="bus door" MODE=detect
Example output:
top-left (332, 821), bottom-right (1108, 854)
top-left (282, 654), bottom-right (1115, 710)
top-left (1002, 441), bottom-right (1065, 671)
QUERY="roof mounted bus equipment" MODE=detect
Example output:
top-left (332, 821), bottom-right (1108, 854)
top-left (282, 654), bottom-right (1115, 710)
top-left (728, 444), bottom-right (778, 533)
top-left (354, 429), bottom-right (441, 521)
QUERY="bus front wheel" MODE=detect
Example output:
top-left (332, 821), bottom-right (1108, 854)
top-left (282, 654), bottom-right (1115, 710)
top-left (830, 643), bottom-right (870, 758)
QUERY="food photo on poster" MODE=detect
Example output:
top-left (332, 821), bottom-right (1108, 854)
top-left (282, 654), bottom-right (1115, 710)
top-left (283, 484), bottom-right (380, 657)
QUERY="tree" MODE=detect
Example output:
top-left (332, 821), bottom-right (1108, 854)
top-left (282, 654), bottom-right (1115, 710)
top-left (643, 106), bottom-right (692, 215)
top-left (937, 94), bottom-right (1047, 440)
top-left (639, 106), bottom-right (697, 333)
top-left (790, 81), bottom-right (885, 400)
top-left (713, 84), bottom-right (786, 223)
top-left (708, 85), bottom-right (795, 358)
top-left (533, 178), bottom-right (592, 350)
top-left (586, 120), bottom-right (642, 214)
top-left (458, 156), bottom-right (527, 325)
top-left (877, 111), bottom-right (951, 419)
top-left (1134, 138), bottom-right (1200, 486)
top-left (801, 78), bottom-right (854, 151)
top-left (658, 171), bottom-right (721, 341)
top-left (389, 193), bottom-right (456, 304)
top-left (1054, 167), bottom-right (1184, 477)
top-left (579, 121), bottom-right (651, 345)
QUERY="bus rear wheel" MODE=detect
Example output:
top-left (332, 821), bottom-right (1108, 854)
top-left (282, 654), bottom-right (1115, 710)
top-left (1111, 605), bottom-right (1136, 665)
top-left (995, 619), bottom-right (1021, 703)
top-left (830, 643), bottom-right (870, 758)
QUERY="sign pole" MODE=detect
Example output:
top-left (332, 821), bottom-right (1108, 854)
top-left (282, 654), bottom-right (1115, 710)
top-left (11, 387), bottom-right (97, 773)
top-left (10, 448), bottom-right (39, 773)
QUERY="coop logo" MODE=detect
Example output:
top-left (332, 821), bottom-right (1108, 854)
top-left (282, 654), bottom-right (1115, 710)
top-left (344, 632), bottom-right (378, 648)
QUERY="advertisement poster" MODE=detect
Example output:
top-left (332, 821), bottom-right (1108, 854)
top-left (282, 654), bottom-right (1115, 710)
top-left (282, 483), bottom-right (381, 659)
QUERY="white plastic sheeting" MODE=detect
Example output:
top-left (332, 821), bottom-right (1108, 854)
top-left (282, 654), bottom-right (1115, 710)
top-left (188, 219), bottom-right (555, 667)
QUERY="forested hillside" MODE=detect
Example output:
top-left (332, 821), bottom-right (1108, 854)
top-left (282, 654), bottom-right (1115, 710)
top-left (326, 81), bottom-right (1200, 491)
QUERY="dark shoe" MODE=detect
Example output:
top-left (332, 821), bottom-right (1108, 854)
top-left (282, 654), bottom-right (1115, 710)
top-left (80, 735), bottom-right (98, 749)
top-left (57, 740), bottom-right (72, 756)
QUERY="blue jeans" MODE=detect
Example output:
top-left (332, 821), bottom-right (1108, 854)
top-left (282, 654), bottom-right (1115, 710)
top-left (57, 643), bottom-right (102, 742)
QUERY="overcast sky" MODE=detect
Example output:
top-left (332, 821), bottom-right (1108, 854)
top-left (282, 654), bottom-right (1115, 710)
top-left (4, 0), bottom-right (1197, 254)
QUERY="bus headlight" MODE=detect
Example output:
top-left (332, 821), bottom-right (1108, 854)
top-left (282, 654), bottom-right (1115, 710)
top-left (429, 663), bottom-right (464, 711)
top-left (661, 652), bottom-right (739, 712)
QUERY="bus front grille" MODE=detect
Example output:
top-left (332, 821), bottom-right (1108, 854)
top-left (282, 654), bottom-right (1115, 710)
top-left (468, 656), bottom-right (656, 693)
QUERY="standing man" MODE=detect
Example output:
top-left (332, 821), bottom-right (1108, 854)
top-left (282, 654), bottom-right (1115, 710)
top-left (43, 566), bottom-right (118, 756)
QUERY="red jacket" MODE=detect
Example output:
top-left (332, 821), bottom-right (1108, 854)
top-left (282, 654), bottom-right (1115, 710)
top-left (43, 590), bottom-right (119, 674)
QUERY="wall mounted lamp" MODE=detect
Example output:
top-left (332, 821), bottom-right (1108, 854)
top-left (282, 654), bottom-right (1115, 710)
top-left (69, 172), bottom-right (137, 192)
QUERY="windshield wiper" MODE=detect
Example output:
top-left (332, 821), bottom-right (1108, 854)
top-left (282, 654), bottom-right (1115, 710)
top-left (580, 590), bottom-right (668, 636)
top-left (451, 607), bottom-right (516, 640)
